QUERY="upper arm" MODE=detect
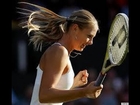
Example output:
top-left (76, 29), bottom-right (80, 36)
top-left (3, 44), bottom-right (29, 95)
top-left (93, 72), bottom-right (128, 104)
top-left (39, 45), bottom-right (69, 89)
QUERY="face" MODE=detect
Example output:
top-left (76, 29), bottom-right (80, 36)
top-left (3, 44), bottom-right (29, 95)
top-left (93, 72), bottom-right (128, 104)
top-left (73, 24), bottom-right (98, 51)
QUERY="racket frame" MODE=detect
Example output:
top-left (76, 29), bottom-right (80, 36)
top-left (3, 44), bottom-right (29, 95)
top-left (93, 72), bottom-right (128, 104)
top-left (95, 13), bottom-right (129, 86)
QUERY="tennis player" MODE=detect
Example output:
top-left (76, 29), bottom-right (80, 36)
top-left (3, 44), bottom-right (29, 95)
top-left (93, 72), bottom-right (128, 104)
top-left (18, 2), bottom-right (103, 105)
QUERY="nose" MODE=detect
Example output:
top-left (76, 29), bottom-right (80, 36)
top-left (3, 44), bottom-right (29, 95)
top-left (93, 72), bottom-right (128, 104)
top-left (88, 39), bottom-right (93, 45)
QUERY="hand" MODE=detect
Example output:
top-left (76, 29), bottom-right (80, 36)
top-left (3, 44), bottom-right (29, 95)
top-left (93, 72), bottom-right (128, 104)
top-left (71, 70), bottom-right (89, 88)
top-left (85, 81), bottom-right (103, 99)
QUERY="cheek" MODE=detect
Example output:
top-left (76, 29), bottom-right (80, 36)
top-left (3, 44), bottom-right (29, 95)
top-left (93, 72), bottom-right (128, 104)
top-left (76, 33), bottom-right (87, 43)
top-left (79, 35), bottom-right (88, 42)
top-left (79, 38), bottom-right (87, 44)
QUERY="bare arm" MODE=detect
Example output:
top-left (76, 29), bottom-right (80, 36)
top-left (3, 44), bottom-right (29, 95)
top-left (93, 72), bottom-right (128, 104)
top-left (39, 45), bottom-right (103, 103)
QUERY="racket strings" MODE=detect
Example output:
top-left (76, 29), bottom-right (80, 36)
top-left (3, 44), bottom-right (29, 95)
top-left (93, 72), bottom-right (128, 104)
top-left (109, 15), bottom-right (128, 64)
top-left (110, 39), bottom-right (127, 64)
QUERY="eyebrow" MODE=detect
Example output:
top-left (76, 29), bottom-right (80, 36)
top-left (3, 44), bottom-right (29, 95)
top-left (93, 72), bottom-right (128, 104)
top-left (87, 34), bottom-right (95, 38)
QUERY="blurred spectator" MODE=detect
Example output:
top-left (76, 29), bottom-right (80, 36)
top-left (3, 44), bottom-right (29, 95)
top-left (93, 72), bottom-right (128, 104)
top-left (74, 98), bottom-right (93, 105)
top-left (20, 84), bottom-right (33, 105)
top-left (108, 69), bottom-right (124, 93)
top-left (12, 89), bottom-right (20, 105)
top-left (117, 76), bottom-right (129, 103)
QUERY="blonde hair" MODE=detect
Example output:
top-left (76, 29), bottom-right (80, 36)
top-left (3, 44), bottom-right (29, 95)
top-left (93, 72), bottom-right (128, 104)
top-left (17, 2), bottom-right (99, 51)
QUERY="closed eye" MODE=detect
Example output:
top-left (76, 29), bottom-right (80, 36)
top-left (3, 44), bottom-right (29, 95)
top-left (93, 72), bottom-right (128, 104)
top-left (87, 35), bottom-right (94, 39)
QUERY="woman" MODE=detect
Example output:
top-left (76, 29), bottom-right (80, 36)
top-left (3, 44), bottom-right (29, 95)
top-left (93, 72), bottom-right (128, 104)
top-left (18, 2), bottom-right (103, 105)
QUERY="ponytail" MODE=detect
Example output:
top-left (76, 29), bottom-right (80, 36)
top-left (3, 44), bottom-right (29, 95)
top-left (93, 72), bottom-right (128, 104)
top-left (18, 2), bottom-right (67, 51)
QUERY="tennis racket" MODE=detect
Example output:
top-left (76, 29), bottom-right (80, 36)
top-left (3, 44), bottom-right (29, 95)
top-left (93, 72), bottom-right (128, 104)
top-left (94, 13), bottom-right (129, 86)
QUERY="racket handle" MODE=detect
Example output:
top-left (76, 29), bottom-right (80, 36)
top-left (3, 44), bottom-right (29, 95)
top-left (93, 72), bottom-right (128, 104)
top-left (94, 73), bottom-right (107, 86)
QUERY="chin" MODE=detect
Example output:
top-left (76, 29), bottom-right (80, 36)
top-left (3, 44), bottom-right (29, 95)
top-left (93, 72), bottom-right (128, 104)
top-left (80, 48), bottom-right (84, 51)
top-left (75, 46), bottom-right (85, 52)
top-left (76, 48), bottom-right (84, 52)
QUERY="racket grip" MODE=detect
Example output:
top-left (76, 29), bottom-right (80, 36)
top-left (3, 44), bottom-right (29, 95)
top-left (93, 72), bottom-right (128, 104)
top-left (94, 73), bottom-right (107, 86)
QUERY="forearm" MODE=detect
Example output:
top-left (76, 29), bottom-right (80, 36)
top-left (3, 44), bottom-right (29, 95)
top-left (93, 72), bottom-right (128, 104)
top-left (39, 87), bottom-right (86, 103)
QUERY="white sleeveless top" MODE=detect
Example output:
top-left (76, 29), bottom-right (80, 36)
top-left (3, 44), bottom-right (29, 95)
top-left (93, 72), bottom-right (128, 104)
top-left (30, 43), bottom-right (75, 105)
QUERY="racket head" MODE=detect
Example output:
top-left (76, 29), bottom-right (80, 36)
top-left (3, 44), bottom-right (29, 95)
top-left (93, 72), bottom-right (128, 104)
top-left (107, 13), bottom-right (129, 65)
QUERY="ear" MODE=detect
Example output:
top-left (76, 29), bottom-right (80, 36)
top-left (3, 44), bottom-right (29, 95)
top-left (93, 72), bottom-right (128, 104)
top-left (72, 24), bottom-right (79, 31)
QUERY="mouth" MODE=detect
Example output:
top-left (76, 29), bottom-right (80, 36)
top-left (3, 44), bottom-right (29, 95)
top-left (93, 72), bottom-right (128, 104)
top-left (80, 44), bottom-right (87, 49)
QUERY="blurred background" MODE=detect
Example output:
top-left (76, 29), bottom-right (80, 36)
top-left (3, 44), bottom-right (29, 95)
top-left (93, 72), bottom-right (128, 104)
top-left (12, 0), bottom-right (128, 105)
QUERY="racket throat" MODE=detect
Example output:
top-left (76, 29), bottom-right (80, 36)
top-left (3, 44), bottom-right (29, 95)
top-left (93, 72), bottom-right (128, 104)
top-left (102, 59), bottom-right (115, 74)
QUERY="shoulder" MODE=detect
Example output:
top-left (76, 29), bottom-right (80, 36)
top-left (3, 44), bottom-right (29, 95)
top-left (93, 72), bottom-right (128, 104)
top-left (39, 43), bottom-right (69, 69)
top-left (44, 43), bottom-right (69, 59)
top-left (50, 44), bottom-right (68, 55)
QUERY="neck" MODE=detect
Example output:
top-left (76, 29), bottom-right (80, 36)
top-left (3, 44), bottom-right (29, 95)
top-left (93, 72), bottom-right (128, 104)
top-left (57, 34), bottom-right (74, 54)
